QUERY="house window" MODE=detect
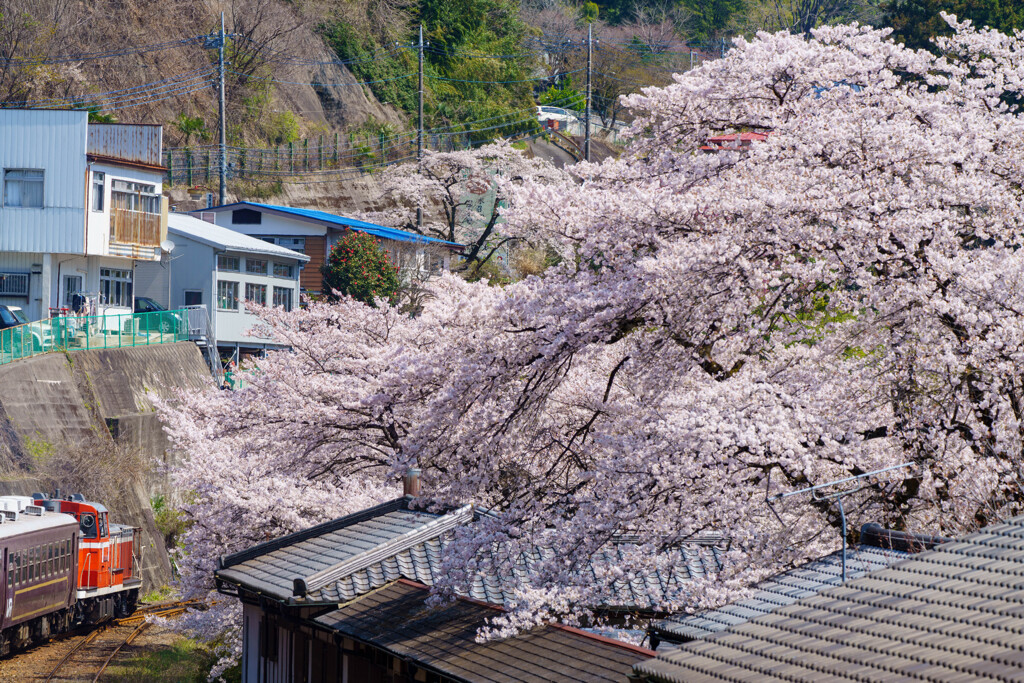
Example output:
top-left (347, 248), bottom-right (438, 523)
top-left (184, 290), bottom-right (202, 307)
top-left (99, 268), bottom-right (133, 307)
top-left (110, 180), bottom-right (159, 213)
top-left (268, 236), bottom-right (305, 254)
top-left (245, 283), bottom-right (266, 306)
top-left (273, 287), bottom-right (292, 311)
top-left (217, 281), bottom-right (239, 310)
top-left (246, 259), bottom-right (267, 275)
top-left (272, 262), bottom-right (293, 278)
top-left (63, 275), bottom-right (83, 308)
top-left (217, 255), bottom-right (239, 272)
top-left (0, 272), bottom-right (30, 297)
top-left (232, 208), bottom-right (262, 224)
top-left (92, 172), bottom-right (105, 211)
top-left (3, 169), bottom-right (44, 208)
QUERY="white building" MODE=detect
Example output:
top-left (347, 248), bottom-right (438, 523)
top-left (135, 213), bottom-right (308, 357)
top-left (190, 202), bottom-right (461, 294)
top-left (0, 110), bottom-right (167, 321)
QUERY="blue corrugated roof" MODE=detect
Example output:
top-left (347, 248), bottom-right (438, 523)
top-left (220, 202), bottom-right (461, 248)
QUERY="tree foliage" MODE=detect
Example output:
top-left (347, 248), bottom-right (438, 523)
top-left (882, 0), bottom-right (1023, 50)
top-left (321, 231), bottom-right (401, 305)
top-left (360, 141), bottom-right (568, 271)
top-left (164, 17), bottom-right (1024, 663)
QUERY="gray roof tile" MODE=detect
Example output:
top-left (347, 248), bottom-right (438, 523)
top-left (637, 515), bottom-right (1024, 682)
top-left (652, 546), bottom-right (910, 644)
top-left (313, 580), bottom-right (653, 683)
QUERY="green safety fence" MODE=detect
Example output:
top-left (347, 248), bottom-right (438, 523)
top-left (0, 309), bottom-right (190, 367)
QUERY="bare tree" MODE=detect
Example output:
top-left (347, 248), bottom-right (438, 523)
top-left (757, 0), bottom-right (879, 35)
top-left (627, 0), bottom-right (691, 54)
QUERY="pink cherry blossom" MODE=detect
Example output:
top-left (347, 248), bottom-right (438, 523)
top-left (161, 16), bottom-right (1024, 668)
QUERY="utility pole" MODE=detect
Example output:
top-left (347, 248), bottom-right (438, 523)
top-left (417, 24), bottom-right (424, 228)
top-left (217, 12), bottom-right (227, 206)
top-left (584, 23), bottom-right (592, 163)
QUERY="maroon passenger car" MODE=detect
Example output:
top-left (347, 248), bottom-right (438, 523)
top-left (0, 499), bottom-right (78, 655)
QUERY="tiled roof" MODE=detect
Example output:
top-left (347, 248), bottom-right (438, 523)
top-left (208, 202), bottom-right (462, 247)
top-left (314, 579), bottom-right (654, 683)
top-left (216, 496), bottom-right (725, 610)
top-left (635, 514), bottom-right (1024, 682)
top-left (651, 545), bottom-right (910, 644)
top-left (216, 497), bottom-right (473, 603)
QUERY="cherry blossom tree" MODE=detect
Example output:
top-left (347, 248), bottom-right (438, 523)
top-left (362, 140), bottom-right (568, 272)
top-left (162, 16), bottom-right (1024, 663)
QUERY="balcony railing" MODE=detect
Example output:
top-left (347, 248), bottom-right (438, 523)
top-left (111, 207), bottom-right (161, 247)
top-left (0, 309), bottom-right (190, 367)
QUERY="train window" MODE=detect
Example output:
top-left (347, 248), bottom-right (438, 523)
top-left (16, 551), bottom-right (23, 584)
top-left (99, 513), bottom-right (108, 539)
top-left (48, 543), bottom-right (53, 575)
top-left (80, 513), bottom-right (97, 539)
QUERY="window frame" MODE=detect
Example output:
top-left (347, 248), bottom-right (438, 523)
top-left (110, 179), bottom-right (159, 214)
top-left (3, 168), bottom-right (44, 209)
top-left (217, 255), bottom-right (240, 272)
top-left (217, 280), bottom-right (239, 311)
top-left (272, 286), bottom-right (293, 312)
top-left (99, 267), bottom-right (133, 308)
top-left (244, 282), bottom-right (267, 306)
top-left (272, 262), bottom-right (293, 279)
top-left (246, 258), bottom-right (268, 275)
top-left (92, 171), bottom-right (105, 212)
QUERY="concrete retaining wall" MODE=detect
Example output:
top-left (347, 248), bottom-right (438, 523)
top-left (0, 342), bottom-right (213, 590)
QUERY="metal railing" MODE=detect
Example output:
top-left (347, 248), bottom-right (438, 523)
top-left (0, 309), bottom-right (190, 367)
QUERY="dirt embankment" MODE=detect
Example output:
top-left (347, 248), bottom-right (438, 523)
top-left (0, 342), bottom-right (213, 589)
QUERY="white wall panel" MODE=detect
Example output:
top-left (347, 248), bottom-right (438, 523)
top-left (0, 110), bottom-right (88, 254)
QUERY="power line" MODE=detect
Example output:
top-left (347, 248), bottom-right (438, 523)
top-left (0, 37), bottom-right (206, 66)
top-left (232, 70), bottom-right (416, 87)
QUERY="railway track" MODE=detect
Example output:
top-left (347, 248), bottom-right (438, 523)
top-left (40, 601), bottom-right (195, 682)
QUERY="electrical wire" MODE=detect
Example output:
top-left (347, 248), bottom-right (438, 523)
top-left (231, 70), bottom-right (416, 87)
top-left (427, 69), bottom-right (583, 84)
top-left (104, 80), bottom-right (215, 111)
top-left (0, 68), bottom-right (215, 109)
top-left (0, 37), bottom-right (206, 67)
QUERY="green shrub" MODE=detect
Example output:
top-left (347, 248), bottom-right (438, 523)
top-left (321, 231), bottom-right (402, 305)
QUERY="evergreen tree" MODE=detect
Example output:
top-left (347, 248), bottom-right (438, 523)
top-left (882, 0), bottom-right (1024, 51)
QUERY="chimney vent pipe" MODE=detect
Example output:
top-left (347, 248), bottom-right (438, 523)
top-left (403, 468), bottom-right (422, 497)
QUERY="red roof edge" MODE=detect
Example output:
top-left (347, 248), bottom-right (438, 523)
top-left (87, 154), bottom-right (166, 173)
top-left (394, 578), bottom-right (656, 657)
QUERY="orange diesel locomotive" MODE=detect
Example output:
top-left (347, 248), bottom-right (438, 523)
top-left (0, 493), bottom-right (140, 655)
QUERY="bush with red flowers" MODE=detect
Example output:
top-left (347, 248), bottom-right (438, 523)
top-left (320, 231), bottom-right (402, 306)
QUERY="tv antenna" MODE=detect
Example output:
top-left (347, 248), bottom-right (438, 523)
top-left (767, 461), bottom-right (918, 581)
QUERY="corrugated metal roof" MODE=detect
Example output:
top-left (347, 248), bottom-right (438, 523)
top-left (651, 545), bottom-right (910, 644)
top-left (635, 515), bottom-right (1024, 682)
top-left (314, 579), bottom-right (653, 683)
top-left (87, 123), bottom-right (163, 167)
top-left (212, 202), bottom-right (462, 247)
top-left (168, 213), bottom-right (310, 261)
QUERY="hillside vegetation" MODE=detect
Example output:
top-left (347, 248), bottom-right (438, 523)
top-left (0, 0), bottom-right (1016, 173)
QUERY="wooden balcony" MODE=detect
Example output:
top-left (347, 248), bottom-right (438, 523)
top-left (111, 207), bottom-right (162, 247)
